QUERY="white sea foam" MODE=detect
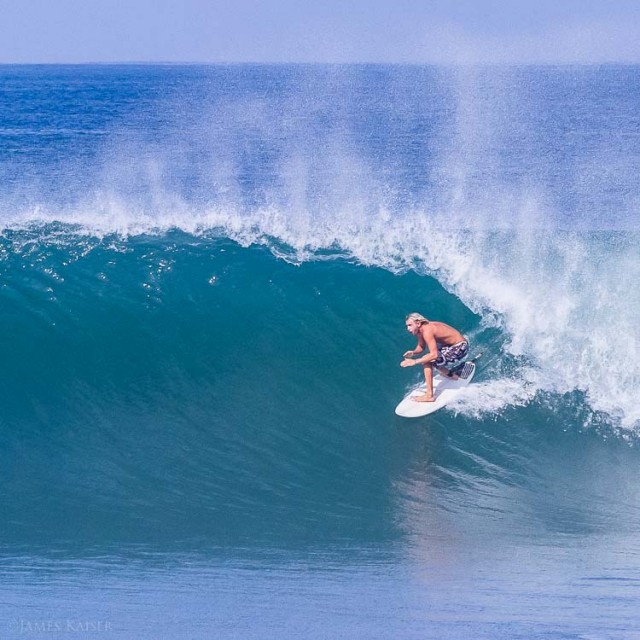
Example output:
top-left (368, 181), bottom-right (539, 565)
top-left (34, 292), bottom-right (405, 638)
top-left (445, 371), bottom-right (542, 419)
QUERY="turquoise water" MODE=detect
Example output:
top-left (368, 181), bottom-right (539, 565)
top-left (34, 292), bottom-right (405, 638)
top-left (1, 65), bottom-right (640, 638)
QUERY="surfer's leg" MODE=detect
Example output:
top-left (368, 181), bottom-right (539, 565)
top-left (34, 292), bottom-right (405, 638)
top-left (415, 362), bottom-right (435, 402)
top-left (438, 365), bottom-right (458, 380)
top-left (436, 342), bottom-right (468, 380)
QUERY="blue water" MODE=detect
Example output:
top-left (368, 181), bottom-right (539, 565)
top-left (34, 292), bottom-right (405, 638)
top-left (1, 64), bottom-right (640, 639)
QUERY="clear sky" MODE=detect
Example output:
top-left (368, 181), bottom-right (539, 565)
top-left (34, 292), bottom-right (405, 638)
top-left (1, 0), bottom-right (640, 64)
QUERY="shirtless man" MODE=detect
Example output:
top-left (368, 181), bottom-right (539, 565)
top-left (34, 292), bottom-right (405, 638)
top-left (400, 312), bottom-right (469, 403)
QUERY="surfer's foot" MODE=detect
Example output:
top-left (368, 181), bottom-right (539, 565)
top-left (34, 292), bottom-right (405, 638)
top-left (414, 394), bottom-right (435, 403)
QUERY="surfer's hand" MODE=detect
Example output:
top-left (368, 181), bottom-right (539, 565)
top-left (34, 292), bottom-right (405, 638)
top-left (403, 350), bottom-right (414, 358)
top-left (400, 359), bottom-right (414, 367)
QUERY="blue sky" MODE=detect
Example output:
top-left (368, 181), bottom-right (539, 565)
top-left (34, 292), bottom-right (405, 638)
top-left (1, 0), bottom-right (639, 64)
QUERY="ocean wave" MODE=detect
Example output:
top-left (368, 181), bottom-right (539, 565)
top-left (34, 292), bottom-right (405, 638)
top-left (0, 216), bottom-right (637, 433)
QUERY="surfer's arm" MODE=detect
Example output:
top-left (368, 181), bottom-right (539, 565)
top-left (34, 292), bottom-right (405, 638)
top-left (404, 332), bottom-right (426, 358)
top-left (412, 331), bottom-right (438, 366)
top-left (403, 344), bottom-right (424, 358)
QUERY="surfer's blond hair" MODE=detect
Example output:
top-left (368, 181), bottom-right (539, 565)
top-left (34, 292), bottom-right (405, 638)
top-left (406, 312), bottom-right (429, 325)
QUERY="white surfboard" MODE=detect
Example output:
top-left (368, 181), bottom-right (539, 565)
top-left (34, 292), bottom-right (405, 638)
top-left (395, 361), bottom-right (476, 418)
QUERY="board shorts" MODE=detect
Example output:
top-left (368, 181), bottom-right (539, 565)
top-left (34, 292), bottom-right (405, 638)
top-left (434, 341), bottom-right (469, 368)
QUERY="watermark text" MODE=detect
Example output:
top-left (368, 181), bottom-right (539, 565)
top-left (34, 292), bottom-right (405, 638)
top-left (8, 619), bottom-right (112, 634)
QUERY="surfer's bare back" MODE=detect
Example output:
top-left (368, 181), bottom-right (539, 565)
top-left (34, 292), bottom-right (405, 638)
top-left (400, 312), bottom-right (469, 402)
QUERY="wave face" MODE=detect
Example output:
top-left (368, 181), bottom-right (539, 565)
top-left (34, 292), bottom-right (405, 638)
top-left (1, 65), bottom-right (640, 551)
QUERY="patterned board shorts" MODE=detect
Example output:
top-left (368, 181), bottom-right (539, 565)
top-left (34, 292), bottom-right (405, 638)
top-left (434, 341), bottom-right (469, 368)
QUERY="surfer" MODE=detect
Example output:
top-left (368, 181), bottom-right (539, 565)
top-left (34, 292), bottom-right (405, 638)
top-left (400, 312), bottom-right (469, 402)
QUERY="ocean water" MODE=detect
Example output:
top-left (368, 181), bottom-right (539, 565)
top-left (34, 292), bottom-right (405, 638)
top-left (1, 64), bottom-right (640, 639)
